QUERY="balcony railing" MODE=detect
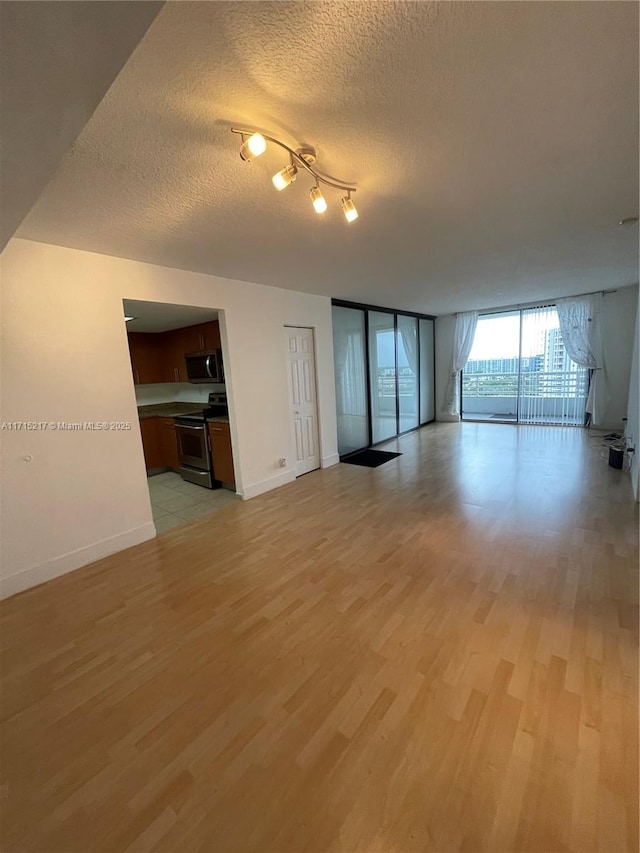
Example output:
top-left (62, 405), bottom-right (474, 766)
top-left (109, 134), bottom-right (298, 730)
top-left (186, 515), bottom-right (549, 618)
top-left (462, 371), bottom-right (588, 397)
top-left (462, 370), bottom-right (588, 424)
top-left (377, 375), bottom-right (415, 397)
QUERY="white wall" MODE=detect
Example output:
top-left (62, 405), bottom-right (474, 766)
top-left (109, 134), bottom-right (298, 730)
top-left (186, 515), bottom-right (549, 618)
top-left (0, 238), bottom-right (339, 598)
top-left (434, 287), bottom-right (639, 430)
top-left (600, 286), bottom-right (638, 430)
top-left (625, 295), bottom-right (639, 500)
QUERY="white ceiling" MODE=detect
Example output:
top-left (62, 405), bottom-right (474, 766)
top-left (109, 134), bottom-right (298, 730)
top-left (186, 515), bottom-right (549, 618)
top-left (0, 1), bottom-right (163, 251)
top-left (15, 1), bottom-right (639, 315)
top-left (123, 299), bottom-right (217, 333)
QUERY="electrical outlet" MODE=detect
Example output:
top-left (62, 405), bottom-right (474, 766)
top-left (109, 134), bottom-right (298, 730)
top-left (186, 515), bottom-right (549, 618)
top-left (279, 457), bottom-right (287, 468)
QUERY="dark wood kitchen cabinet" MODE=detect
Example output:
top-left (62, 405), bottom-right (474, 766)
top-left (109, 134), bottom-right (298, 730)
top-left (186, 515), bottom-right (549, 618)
top-left (127, 320), bottom-right (221, 386)
top-left (208, 421), bottom-right (235, 487)
top-left (140, 417), bottom-right (179, 472)
top-left (196, 320), bottom-right (221, 351)
top-left (139, 418), bottom-right (163, 470)
top-left (158, 417), bottom-right (180, 470)
top-left (178, 321), bottom-right (221, 354)
top-left (163, 331), bottom-right (190, 383)
top-left (128, 333), bottom-right (164, 385)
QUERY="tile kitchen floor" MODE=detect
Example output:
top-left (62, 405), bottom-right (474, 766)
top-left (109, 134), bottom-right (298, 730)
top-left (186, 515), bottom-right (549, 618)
top-left (147, 471), bottom-right (240, 533)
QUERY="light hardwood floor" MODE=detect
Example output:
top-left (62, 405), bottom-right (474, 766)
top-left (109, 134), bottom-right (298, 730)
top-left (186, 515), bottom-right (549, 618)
top-left (1, 423), bottom-right (638, 852)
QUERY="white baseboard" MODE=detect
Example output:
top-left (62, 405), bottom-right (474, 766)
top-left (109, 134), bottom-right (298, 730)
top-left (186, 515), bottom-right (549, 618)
top-left (0, 522), bottom-right (156, 600)
top-left (241, 469), bottom-right (296, 500)
top-left (321, 453), bottom-right (340, 468)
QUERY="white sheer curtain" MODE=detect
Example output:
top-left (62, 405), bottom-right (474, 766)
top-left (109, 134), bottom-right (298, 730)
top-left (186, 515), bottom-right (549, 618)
top-left (556, 293), bottom-right (607, 424)
top-left (443, 311), bottom-right (478, 418)
top-left (400, 322), bottom-right (418, 371)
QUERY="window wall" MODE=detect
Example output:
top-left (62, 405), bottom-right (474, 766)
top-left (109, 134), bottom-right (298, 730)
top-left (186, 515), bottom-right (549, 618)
top-left (461, 306), bottom-right (589, 425)
top-left (332, 300), bottom-right (435, 456)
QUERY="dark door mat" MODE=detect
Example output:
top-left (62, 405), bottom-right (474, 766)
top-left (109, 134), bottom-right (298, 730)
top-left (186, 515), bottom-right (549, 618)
top-left (341, 449), bottom-right (402, 468)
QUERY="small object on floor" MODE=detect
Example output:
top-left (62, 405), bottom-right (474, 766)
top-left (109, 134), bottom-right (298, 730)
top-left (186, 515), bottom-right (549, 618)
top-left (342, 449), bottom-right (402, 468)
top-left (604, 432), bottom-right (622, 441)
top-left (608, 444), bottom-right (625, 469)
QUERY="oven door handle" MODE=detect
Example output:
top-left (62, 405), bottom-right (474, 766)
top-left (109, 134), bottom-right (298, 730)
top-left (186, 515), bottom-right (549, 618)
top-left (175, 423), bottom-right (205, 431)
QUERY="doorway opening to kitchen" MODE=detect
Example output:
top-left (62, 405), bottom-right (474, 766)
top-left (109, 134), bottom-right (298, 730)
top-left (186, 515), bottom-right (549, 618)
top-left (123, 299), bottom-right (240, 534)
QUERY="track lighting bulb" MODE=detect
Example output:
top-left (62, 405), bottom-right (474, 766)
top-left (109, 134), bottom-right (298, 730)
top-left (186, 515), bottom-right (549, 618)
top-left (239, 133), bottom-right (267, 161)
top-left (310, 186), bottom-right (327, 214)
top-left (272, 164), bottom-right (297, 191)
top-left (341, 196), bottom-right (358, 223)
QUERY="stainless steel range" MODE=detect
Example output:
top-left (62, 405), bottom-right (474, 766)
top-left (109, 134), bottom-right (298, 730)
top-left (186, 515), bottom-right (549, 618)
top-left (174, 392), bottom-right (228, 489)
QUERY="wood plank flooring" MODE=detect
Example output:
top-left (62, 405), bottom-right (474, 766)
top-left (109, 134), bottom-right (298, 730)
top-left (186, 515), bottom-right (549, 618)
top-left (1, 422), bottom-right (638, 852)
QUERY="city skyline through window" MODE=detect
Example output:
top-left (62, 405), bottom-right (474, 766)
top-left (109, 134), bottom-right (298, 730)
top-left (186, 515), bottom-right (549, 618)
top-left (468, 309), bottom-right (565, 360)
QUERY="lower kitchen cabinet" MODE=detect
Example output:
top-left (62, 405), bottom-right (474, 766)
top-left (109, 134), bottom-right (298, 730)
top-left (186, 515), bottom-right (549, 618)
top-left (140, 417), bottom-right (180, 472)
top-left (208, 422), bottom-right (235, 487)
top-left (139, 418), bottom-right (162, 471)
top-left (158, 418), bottom-right (180, 470)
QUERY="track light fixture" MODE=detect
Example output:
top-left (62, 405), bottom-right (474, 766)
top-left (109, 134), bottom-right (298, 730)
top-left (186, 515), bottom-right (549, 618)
top-left (239, 132), bottom-right (267, 162)
top-left (272, 162), bottom-right (297, 191)
top-left (232, 127), bottom-right (359, 222)
top-left (341, 193), bottom-right (358, 223)
top-left (310, 186), bottom-right (327, 214)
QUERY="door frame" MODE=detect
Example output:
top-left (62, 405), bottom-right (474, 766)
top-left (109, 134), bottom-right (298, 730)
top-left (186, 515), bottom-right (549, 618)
top-left (332, 299), bottom-right (436, 458)
top-left (284, 325), bottom-right (322, 477)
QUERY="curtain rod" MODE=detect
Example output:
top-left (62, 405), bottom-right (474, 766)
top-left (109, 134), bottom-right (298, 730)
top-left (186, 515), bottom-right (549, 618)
top-left (452, 285), bottom-right (627, 317)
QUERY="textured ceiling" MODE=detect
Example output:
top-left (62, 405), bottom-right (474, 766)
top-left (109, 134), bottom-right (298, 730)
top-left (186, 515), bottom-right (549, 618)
top-left (0, 0), bottom-right (163, 251)
top-left (16, 1), bottom-right (639, 315)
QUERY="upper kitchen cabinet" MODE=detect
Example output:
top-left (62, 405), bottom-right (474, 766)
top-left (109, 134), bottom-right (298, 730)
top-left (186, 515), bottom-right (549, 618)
top-left (163, 328), bottom-right (191, 383)
top-left (127, 320), bottom-right (222, 385)
top-left (196, 321), bottom-right (221, 351)
top-left (128, 333), bottom-right (164, 385)
top-left (181, 321), bottom-right (221, 354)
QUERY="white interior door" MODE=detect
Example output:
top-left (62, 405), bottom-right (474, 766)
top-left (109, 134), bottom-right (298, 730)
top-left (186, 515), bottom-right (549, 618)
top-left (286, 327), bottom-right (320, 477)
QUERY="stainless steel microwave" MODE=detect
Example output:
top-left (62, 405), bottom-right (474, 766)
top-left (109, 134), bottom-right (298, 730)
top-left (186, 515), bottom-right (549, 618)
top-left (185, 350), bottom-right (224, 383)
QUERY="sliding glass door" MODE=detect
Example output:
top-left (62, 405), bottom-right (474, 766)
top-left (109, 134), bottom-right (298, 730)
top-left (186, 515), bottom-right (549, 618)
top-left (461, 311), bottom-right (520, 422)
top-left (332, 302), bottom-right (435, 455)
top-left (398, 315), bottom-right (419, 432)
top-left (369, 311), bottom-right (397, 444)
top-left (518, 306), bottom-right (589, 424)
top-left (461, 305), bottom-right (588, 425)
top-left (419, 319), bottom-right (435, 423)
top-left (333, 306), bottom-right (368, 456)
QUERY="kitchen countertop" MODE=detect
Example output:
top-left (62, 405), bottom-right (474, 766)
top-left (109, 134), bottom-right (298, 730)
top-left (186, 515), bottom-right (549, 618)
top-left (137, 402), bottom-right (205, 419)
